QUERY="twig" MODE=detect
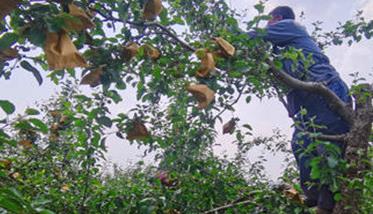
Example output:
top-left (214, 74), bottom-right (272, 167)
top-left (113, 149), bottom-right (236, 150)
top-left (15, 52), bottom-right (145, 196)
top-left (91, 2), bottom-right (224, 62)
top-left (144, 22), bottom-right (196, 52)
top-left (203, 199), bottom-right (257, 214)
top-left (272, 83), bottom-right (291, 115)
top-left (212, 84), bottom-right (245, 122)
top-left (296, 125), bottom-right (348, 142)
top-left (89, 6), bottom-right (195, 52)
top-left (316, 133), bottom-right (347, 142)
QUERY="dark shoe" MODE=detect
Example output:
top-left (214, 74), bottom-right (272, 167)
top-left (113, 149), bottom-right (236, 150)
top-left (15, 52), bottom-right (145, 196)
top-left (303, 198), bottom-right (317, 208)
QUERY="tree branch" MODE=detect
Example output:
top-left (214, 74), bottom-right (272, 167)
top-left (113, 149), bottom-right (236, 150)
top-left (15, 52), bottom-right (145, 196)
top-left (266, 60), bottom-right (354, 125)
top-left (144, 22), bottom-right (196, 52)
top-left (212, 84), bottom-right (245, 122)
top-left (203, 199), bottom-right (257, 214)
top-left (316, 133), bottom-right (347, 142)
top-left (92, 4), bottom-right (355, 128)
top-left (89, 6), bottom-right (195, 52)
top-left (272, 82), bottom-right (291, 115)
top-left (295, 125), bottom-right (348, 142)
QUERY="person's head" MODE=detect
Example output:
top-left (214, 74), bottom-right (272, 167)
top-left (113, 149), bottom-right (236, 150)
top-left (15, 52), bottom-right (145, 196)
top-left (267, 6), bottom-right (295, 25)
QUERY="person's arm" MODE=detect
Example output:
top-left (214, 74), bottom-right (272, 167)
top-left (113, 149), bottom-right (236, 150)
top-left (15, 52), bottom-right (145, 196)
top-left (248, 21), bottom-right (303, 46)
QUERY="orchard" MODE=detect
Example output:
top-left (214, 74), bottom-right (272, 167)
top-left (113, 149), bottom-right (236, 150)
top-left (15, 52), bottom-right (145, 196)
top-left (0, 0), bottom-right (372, 213)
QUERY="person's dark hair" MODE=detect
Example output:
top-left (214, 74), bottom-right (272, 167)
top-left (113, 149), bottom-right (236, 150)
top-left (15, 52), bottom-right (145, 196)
top-left (269, 6), bottom-right (295, 20)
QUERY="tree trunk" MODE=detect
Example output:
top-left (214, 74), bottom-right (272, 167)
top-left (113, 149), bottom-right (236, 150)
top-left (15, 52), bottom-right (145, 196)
top-left (333, 84), bottom-right (372, 214)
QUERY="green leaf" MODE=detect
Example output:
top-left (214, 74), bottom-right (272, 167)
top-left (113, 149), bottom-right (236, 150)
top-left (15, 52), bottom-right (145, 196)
top-left (27, 27), bottom-right (46, 47)
top-left (37, 209), bottom-right (55, 214)
top-left (254, 3), bottom-right (265, 13)
top-left (0, 197), bottom-right (23, 213)
top-left (106, 90), bottom-right (123, 104)
top-left (25, 108), bottom-right (40, 115)
top-left (96, 116), bottom-right (112, 128)
top-left (243, 124), bottom-right (252, 130)
top-left (327, 157), bottom-right (338, 168)
top-left (273, 60), bottom-right (283, 70)
top-left (29, 118), bottom-right (48, 133)
top-left (0, 188), bottom-right (24, 213)
top-left (116, 132), bottom-right (124, 139)
top-left (333, 193), bottom-right (342, 202)
top-left (20, 61), bottom-right (43, 85)
top-left (0, 33), bottom-right (18, 51)
top-left (0, 129), bottom-right (10, 139)
top-left (310, 157), bottom-right (321, 179)
top-left (0, 100), bottom-right (15, 114)
top-left (15, 120), bottom-right (33, 130)
top-left (228, 71), bottom-right (243, 78)
top-left (137, 81), bottom-right (145, 100)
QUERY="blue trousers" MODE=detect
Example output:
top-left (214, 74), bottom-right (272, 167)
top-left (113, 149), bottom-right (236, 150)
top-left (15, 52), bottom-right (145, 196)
top-left (289, 78), bottom-right (350, 210)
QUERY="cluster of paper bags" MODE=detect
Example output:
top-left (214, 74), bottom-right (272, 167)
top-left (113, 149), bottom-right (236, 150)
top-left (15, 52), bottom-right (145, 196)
top-left (1, 0), bottom-right (239, 139)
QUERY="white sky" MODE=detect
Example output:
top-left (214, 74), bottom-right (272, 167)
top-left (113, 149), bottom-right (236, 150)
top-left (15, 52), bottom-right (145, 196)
top-left (1, 0), bottom-right (372, 178)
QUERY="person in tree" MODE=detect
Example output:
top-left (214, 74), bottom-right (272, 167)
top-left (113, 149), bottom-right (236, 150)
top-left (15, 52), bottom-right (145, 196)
top-left (248, 6), bottom-right (351, 214)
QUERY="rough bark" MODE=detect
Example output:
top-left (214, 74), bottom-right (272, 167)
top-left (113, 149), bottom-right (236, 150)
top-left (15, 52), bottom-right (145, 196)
top-left (333, 84), bottom-right (372, 214)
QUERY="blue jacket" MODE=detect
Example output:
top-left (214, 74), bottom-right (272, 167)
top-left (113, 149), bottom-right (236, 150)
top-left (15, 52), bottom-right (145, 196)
top-left (248, 20), bottom-right (349, 117)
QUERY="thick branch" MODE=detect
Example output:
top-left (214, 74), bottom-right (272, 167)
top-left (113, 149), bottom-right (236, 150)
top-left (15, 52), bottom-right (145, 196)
top-left (267, 60), bottom-right (354, 125)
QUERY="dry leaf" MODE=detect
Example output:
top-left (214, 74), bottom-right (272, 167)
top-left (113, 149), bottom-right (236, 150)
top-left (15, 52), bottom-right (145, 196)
top-left (65, 3), bottom-right (95, 31)
top-left (0, 0), bottom-right (20, 20)
top-left (166, 209), bottom-right (181, 214)
top-left (49, 133), bottom-right (59, 142)
top-left (59, 115), bottom-right (70, 125)
top-left (156, 170), bottom-right (176, 187)
top-left (50, 123), bottom-right (60, 132)
top-left (10, 172), bottom-right (20, 179)
top-left (223, 119), bottom-right (236, 134)
top-left (85, 8), bottom-right (97, 18)
top-left (49, 110), bottom-right (61, 118)
top-left (0, 48), bottom-right (19, 61)
top-left (126, 121), bottom-right (150, 140)
top-left (61, 184), bottom-right (70, 192)
top-left (196, 52), bottom-right (215, 78)
top-left (0, 159), bottom-right (11, 170)
top-left (212, 50), bottom-right (226, 59)
top-left (18, 140), bottom-right (33, 149)
top-left (187, 84), bottom-right (215, 109)
top-left (143, 44), bottom-right (161, 60)
top-left (143, 0), bottom-right (163, 20)
top-left (122, 42), bottom-right (139, 61)
top-left (214, 37), bottom-right (235, 57)
top-left (44, 31), bottom-right (88, 70)
top-left (80, 67), bottom-right (104, 87)
top-left (283, 187), bottom-right (304, 204)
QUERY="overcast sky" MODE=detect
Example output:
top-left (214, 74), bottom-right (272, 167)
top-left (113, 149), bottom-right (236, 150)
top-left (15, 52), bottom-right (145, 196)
top-left (1, 0), bottom-right (372, 178)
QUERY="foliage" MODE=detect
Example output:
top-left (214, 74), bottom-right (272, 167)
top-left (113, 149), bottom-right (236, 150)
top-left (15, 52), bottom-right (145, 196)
top-left (0, 0), bottom-right (372, 213)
